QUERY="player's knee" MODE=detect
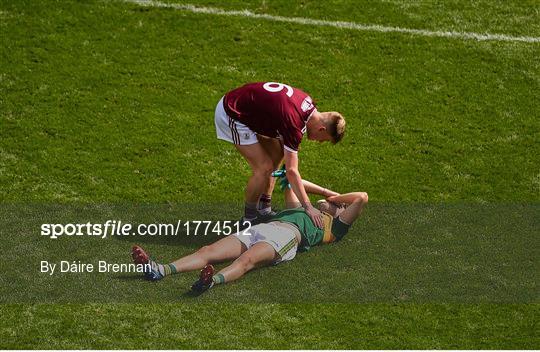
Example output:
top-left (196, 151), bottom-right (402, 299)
top-left (253, 159), bottom-right (274, 176)
top-left (196, 245), bottom-right (212, 258)
top-left (271, 159), bottom-right (282, 169)
top-left (235, 255), bottom-right (255, 272)
top-left (271, 153), bottom-right (284, 169)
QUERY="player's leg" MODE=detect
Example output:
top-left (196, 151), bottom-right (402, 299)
top-left (132, 245), bottom-right (173, 281)
top-left (131, 235), bottom-right (245, 281)
top-left (216, 241), bottom-right (277, 282)
top-left (235, 143), bottom-right (274, 220)
top-left (170, 235), bottom-right (246, 272)
top-left (191, 241), bottom-right (277, 293)
top-left (256, 135), bottom-right (284, 214)
top-left (214, 96), bottom-right (270, 220)
top-left (191, 223), bottom-right (299, 293)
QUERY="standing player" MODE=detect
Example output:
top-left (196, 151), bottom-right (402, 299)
top-left (215, 82), bottom-right (346, 227)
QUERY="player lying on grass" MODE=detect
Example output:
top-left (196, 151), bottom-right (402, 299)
top-left (131, 177), bottom-right (368, 294)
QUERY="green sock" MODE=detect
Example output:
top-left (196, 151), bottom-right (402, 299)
top-left (212, 273), bottom-right (225, 285)
top-left (150, 259), bottom-right (177, 277)
top-left (163, 263), bottom-right (177, 276)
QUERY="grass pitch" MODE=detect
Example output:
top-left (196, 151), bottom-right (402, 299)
top-left (1, 0), bottom-right (539, 349)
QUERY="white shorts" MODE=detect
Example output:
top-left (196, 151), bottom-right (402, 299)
top-left (215, 96), bottom-right (258, 145)
top-left (232, 223), bottom-right (298, 264)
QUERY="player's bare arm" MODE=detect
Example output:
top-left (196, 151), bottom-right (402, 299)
top-left (302, 179), bottom-right (340, 198)
top-left (284, 149), bottom-right (324, 228)
top-left (325, 192), bottom-right (369, 225)
top-left (284, 178), bottom-right (367, 226)
top-left (284, 178), bottom-right (339, 208)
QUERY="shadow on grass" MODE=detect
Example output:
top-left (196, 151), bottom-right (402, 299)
top-left (181, 290), bottom-right (203, 299)
top-left (115, 274), bottom-right (147, 281)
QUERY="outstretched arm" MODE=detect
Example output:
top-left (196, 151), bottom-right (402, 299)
top-left (284, 179), bottom-right (339, 208)
top-left (302, 180), bottom-right (340, 198)
top-left (284, 150), bottom-right (323, 227)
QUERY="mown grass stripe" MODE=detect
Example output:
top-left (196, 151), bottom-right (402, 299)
top-left (122, 0), bottom-right (540, 43)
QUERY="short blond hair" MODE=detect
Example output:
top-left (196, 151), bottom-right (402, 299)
top-left (321, 112), bottom-right (346, 144)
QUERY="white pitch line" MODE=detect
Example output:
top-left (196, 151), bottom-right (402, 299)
top-left (122, 0), bottom-right (540, 44)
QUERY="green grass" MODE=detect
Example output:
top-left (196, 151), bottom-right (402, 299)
top-left (1, 0), bottom-right (539, 349)
top-left (2, 0), bottom-right (539, 202)
top-left (1, 203), bottom-right (537, 304)
top-left (1, 304), bottom-right (538, 349)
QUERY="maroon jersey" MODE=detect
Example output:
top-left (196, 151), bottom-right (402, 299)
top-left (223, 82), bottom-right (316, 152)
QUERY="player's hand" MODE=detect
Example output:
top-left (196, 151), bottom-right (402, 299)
top-left (305, 204), bottom-right (323, 228)
top-left (326, 194), bottom-right (339, 202)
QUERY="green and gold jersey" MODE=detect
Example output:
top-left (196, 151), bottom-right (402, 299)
top-left (271, 208), bottom-right (351, 251)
